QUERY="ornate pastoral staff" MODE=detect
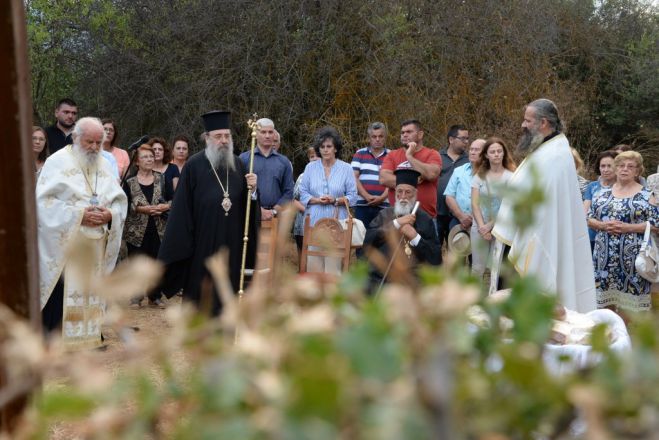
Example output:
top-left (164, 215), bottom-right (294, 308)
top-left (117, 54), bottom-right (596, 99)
top-left (238, 114), bottom-right (259, 299)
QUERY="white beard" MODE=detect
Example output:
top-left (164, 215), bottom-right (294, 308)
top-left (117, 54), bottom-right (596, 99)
top-left (516, 128), bottom-right (545, 158)
top-left (394, 198), bottom-right (415, 217)
top-left (72, 143), bottom-right (101, 169)
top-left (205, 140), bottom-right (235, 171)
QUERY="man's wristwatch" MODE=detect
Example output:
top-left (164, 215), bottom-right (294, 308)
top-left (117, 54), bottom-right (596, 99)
top-left (271, 209), bottom-right (278, 217)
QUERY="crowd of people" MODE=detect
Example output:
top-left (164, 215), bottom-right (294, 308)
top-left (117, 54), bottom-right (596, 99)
top-left (33, 97), bottom-right (658, 349)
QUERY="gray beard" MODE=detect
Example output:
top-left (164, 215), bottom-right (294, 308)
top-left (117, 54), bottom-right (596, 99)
top-left (72, 143), bottom-right (101, 169)
top-left (516, 128), bottom-right (545, 158)
top-left (205, 140), bottom-right (235, 171)
top-left (394, 199), bottom-right (415, 217)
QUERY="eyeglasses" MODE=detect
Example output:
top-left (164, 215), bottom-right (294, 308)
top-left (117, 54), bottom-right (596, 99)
top-left (453, 136), bottom-right (470, 143)
top-left (617, 163), bottom-right (638, 170)
top-left (319, 145), bottom-right (334, 150)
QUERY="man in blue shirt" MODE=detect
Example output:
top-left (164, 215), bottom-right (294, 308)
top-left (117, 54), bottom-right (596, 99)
top-left (444, 138), bottom-right (486, 231)
top-left (239, 118), bottom-right (294, 220)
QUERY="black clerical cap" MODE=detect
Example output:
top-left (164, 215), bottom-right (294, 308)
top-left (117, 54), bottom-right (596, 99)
top-left (201, 110), bottom-right (231, 132)
top-left (395, 169), bottom-right (420, 187)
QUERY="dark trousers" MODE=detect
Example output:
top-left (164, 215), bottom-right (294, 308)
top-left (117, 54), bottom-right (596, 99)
top-left (42, 276), bottom-right (64, 334)
top-left (437, 214), bottom-right (453, 249)
top-left (354, 205), bottom-right (384, 258)
top-left (295, 234), bottom-right (304, 270)
top-left (497, 245), bottom-right (511, 290)
top-left (354, 205), bottom-right (382, 230)
top-left (127, 243), bottom-right (162, 302)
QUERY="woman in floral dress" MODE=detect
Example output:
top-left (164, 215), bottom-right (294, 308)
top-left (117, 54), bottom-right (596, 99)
top-left (588, 151), bottom-right (658, 313)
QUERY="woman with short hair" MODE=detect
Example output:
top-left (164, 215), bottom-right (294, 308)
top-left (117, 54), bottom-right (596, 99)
top-left (584, 150), bottom-right (618, 249)
top-left (300, 127), bottom-right (358, 225)
top-left (123, 144), bottom-right (174, 308)
top-left (588, 151), bottom-right (658, 314)
top-left (299, 127), bottom-right (358, 272)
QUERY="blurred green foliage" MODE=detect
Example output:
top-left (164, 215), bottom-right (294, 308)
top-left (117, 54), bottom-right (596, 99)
top-left (19, 263), bottom-right (659, 439)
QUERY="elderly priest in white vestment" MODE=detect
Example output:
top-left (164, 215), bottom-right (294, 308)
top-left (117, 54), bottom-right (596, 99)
top-left (37, 117), bottom-right (127, 349)
top-left (492, 99), bottom-right (596, 312)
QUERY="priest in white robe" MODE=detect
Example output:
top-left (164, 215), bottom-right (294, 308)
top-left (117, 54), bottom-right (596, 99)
top-left (492, 99), bottom-right (596, 312)
top-left (37, 117), bottom-right (127, 349)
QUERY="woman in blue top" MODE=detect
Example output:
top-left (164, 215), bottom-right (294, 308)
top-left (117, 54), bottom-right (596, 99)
top-left (299, 127), bottom-right (358, 273)
top-left (583, 150), bottom-right (617, 250)
top-left (299, 127), bottom-right (358, 226)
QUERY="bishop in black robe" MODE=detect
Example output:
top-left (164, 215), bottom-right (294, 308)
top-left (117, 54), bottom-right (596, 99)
top-left (158, 111), bottom-right (259, 315)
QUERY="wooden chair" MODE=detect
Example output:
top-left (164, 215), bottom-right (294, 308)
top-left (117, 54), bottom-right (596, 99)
top-left (244, 217), bottom-right (278, 279)
top-left (299, 215), bottom-right (353, 275)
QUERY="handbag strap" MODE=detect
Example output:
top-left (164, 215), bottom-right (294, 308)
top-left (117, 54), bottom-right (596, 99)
top-left (333, 198), bottom-right (353, 219)
top-left (642, 221), bottom-right (651, 248)
top-left (343, 198), bottom-right (352, 219)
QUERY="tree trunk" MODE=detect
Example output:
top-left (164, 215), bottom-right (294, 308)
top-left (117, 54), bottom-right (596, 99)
top-left (0, 0), bottom-right (40, 433)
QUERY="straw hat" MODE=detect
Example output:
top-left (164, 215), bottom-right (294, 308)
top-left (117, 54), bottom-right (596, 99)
top-left (448, 224), bottom-right (471, 256)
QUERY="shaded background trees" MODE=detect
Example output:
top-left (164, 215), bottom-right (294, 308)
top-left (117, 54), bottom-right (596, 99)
top-left (26, 0), bottom-right (658, 175)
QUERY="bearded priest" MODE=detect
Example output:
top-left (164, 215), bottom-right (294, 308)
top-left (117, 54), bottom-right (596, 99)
top-left (492, 99), bottom-right (596, 312)
top-left (363, 169), bottom-right (440, 293)
top-left (158, 110), bottom-right (260, 315)
top-left (37, 117), bottom-right (127, 349)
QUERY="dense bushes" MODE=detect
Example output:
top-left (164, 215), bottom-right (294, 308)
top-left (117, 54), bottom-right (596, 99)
top-left (26, 0), bottom-right (658, 173)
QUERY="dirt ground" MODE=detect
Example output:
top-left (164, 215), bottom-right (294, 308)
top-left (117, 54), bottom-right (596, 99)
top-left (102, 295), bottom-right (182, 361)
top-left (42, 295), bottom-right (188, 439)
top-left (45, 235), bottom-right (302, 383)
top-left (44, 294), bottom-right (185, 383)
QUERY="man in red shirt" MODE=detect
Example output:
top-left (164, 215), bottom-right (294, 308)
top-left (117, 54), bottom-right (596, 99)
top-left (380, 119), bottom-right (442, 219)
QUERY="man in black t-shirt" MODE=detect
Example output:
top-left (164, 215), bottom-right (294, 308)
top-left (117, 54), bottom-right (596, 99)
top-left (45, 98), bottom-right (78, 154)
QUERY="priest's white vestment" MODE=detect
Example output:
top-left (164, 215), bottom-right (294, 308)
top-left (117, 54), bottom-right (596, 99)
top-left (36, 145), bottom-right (127, 349)
top-left (492, 134), bottom-right (596, 312)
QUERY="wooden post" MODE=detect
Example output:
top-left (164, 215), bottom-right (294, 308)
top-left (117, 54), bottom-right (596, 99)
top-left (0, 0), bottom-right (40, 432)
